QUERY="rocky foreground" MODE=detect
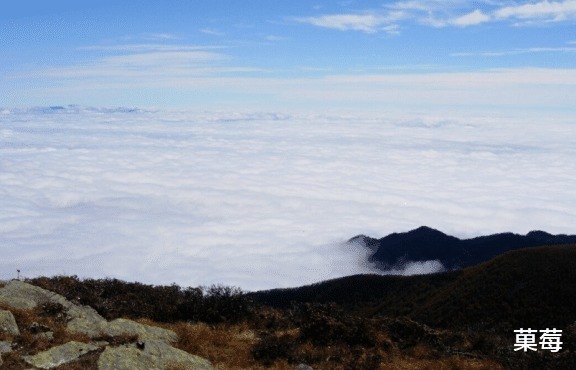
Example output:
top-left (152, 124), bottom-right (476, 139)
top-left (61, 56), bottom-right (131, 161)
top-left (0, 279), bottom-right (212, 369)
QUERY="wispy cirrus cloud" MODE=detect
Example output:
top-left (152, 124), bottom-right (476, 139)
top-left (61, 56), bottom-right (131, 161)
top-left (297, 1), bottom-right (576, 33)
top-left (452, 45), bottom-right (576, 57)
top-left (142, 33), bottom-right (181, 41)
top-left (294, 12), bottom-right (406, 33)
top-left (200, 28), bottom-right (225, 36)
top-left (79, 44), bottom-right (225, 52)
top-left (24, 43), bottom-right (268, 83)
top-left (495, 0), bottom-right (576, 22)
top-left (449, 9), bottom-right (491, 26)
top-left (13, 65), bottom-right (576, 115)
top-left (264, 35), bottom-right (287, 42)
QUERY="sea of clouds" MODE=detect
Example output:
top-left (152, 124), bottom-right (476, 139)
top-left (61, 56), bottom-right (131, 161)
top-left (1, 106), bottom-right (575, 290)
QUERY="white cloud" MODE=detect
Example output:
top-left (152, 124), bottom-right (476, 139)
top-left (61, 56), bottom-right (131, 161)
top-left (450, 9), bottom-right (491, 26)
top-left (264, 35), bottom-right (286, 42)
top-left (389, 0), bottom-right (467, 12)
top-left (9, 67), bottom-right (576, 114)
top-left (100, 51), bottom-right (224, 67)
top-left (387, 260), bottom-right (445, 275)
top-left (200, 28), bottom-right (225, 36)
top-left (24, 45), bottom-right (273, 84)
top-left (79, 44), bottom-right (224, 52)
top-left (296, 14), bottom-right (383, 33)
top-left (297, 1), bottom-right (576, 32)
top-left (1, 109), bottom-right (576, 290)
top-left (142, 33), bottom-right (180, 41)
top-left (452, 46), bottom-right (576, 56)
top-left (495, 0), bottom-right (576, 21)
top-left (295, 13), bottom-right (405, 33)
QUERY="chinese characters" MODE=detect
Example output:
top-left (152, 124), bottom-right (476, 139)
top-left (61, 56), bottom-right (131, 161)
top-left (514, 328), bottom-right (562, 352)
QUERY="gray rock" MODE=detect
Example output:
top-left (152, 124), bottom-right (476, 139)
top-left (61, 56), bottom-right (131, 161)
top-left (35, 331), bottom-right (55, 341)
top-left (0, 281), bottom-right (176, 344)
top-left (65, 306), bottom-right (109, 337)
top-left (0, 280), bottom-right (106, 328)
top-left (0, 340), bottom-right (12, 353)
top-left (97, 340), bottom-right (213, 370)
top-left (0, 280), bottom-right (208, 369)
top-left (68, 315), bottom-right (178, 344)
top-left (104, 318), bottom-right (178, 343)
top-left (22, 341), bottom-right (99, 369)
top-left (0, 280), bottom-right (69, 310)
top-left (0, 309), bottom-right (20, 335)
top-left (295, 364), bottom-right (314, 370)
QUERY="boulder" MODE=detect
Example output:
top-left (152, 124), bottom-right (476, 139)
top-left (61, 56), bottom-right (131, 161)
top-left (0, 281), bottom-right (177, 344)
top-left (66, 304), bottom-right (109, 335)
top-left (295, 364), bottom-right (314, 370)
top-left (22, 341), bottom-right (99, 369)
top-left (68, 316), bottom-right (178, 344)
top-left (98, 340), bottom-right (213, 370)
top-left (0, 280), bottom-right (71, 310)
top-left (0, 280), bottom-right (108, 334)
top-left (0, 309), bottom-right (20, 335)
top-left (0, 280), bottom-right (208, 369)
top-left (105, 318), bottom-right (178, 343)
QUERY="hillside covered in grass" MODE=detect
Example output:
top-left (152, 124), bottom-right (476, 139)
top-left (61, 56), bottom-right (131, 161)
top-left (2, 244), bottom-right (576, 369)
top-left (252, 244), bottom-right (576, 333)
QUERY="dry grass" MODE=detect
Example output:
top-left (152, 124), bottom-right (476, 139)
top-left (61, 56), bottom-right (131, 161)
top-left (163, 313), bottom-right (507, 370)
top-left (0, 351), bottom-right (28, 370)
top-left (51, 326), bottom-right (91, 347)
top-left (0, 277), bottom-right (525, 369)
top-left (0, 298), bottom-right (512, 370)
top-left (379, 356), bottom-right (506, 370)
top-left (171, 321), bottom-right (259, 369)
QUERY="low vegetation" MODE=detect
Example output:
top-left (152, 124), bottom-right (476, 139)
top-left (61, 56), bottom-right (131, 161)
top-left (3, 244), bottom-right (574, 368)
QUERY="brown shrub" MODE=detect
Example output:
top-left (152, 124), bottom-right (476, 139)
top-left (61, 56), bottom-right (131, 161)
top-left (52, 325), bottom-right (92, 346)
top-left (297, 303), bottom-right (375, 347)
top-left (252, 333), bottom-right (298, 366)
top-left (0, 351), bottom-right (28, 370)
top-left (0, 304), bottom-right (37, 329)
top-left (37, 301), bottom-right (68, 324)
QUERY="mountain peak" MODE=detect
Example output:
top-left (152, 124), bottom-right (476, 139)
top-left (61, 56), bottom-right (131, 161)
top-left (410, 226), bottom-right (447, 236)
top-left (357, 227), bottom-right (576, 272)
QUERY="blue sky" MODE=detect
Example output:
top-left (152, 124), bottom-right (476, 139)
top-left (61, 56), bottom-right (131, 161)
top-left (2, 0), bottom-right (576, 113)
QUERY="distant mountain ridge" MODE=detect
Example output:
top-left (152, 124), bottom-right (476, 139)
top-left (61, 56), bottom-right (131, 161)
top-left (349, 226), bottom-right (576, 270)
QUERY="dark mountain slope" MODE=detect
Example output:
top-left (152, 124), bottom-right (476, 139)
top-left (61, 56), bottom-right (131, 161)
top-left (406, 244), bottom-right (576, 331)
top-left (251, 244), bottom-right (576, 333)
top-left (349, 226), bottom-right (576, 270)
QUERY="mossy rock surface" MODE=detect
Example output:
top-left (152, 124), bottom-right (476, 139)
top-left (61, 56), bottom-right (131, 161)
top-left (105, 318), bottom-right (178, 343)
top-left (0, 309), bottom-right (20, 335)
top-left (98, 340), bottom-right (213, 370)
top-left (23, 341), bottom-right (99, 369)
top-left (0, 280), bottom-right (71, 310)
